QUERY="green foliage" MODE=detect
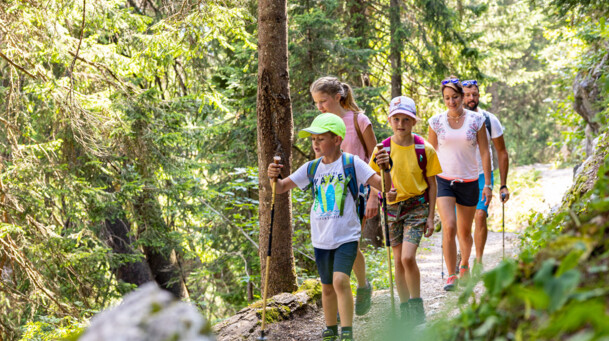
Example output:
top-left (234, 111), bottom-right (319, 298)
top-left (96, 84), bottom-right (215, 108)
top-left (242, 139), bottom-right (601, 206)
top-left (425, 134), bottom-right (609, 340)
top-left (0, 0), bottom-right (605, 338)
top-left (18, 317), bottom-right (84, 341)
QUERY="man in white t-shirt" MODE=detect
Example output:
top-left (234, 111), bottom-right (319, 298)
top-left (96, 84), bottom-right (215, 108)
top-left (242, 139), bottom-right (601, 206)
top-left (462, 80), bottom-right (511, 266)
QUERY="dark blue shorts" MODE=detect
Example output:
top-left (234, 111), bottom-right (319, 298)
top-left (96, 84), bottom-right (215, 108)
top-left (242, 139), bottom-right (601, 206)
top-left (437, 176), bottom-right (479, 207)
top-left (314, 241), bottom-right (358, 285)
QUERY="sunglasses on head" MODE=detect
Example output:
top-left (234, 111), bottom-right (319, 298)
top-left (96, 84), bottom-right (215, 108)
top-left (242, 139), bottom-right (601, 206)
top-left (441, 78), bottom-right (460, 85)
top-left (462, 80), bottom-right (478, 87)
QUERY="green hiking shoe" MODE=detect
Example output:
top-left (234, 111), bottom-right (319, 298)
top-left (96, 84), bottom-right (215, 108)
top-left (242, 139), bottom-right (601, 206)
top-left (340, 330), bottom-right (354, 341)
top-left (400, 302), bottom-right (410, 321)
top-left (408, 298), bottom-right (426, 326)
top-left (322, 328), bottom-right (339, 341)
top-left (355, 280), bottom-right (372, 316)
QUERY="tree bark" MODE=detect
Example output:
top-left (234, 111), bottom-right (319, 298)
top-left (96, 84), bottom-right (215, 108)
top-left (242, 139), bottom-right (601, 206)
top-left (103, 210), bottom-right (154, 289)
top-left (361, 214), bottom-right (383, 248)
top-left (348, 0), bottom-right (370, 87)
top-left (257, 0), bottom-right (298, 295)
top-left (134, 189), bottom-right (189, 298)
top-left (389, 0), bottom-right (402, 98)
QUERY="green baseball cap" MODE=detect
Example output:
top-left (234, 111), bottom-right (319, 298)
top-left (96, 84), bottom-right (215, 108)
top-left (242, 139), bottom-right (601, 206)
top-left (298, 113), bottom-right (346, 139)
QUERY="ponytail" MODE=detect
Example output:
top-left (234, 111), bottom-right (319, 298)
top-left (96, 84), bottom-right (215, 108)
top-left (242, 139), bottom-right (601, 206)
top-left (340, 82), bottom-right (362, 113)
top-left (310, 76), bottom-right (363, 113)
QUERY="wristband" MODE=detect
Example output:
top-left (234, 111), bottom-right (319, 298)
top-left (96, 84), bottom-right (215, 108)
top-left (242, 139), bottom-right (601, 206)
top-left (484, 184), bottom-right (493, 190)
top-left (500, 185), bottom-right (508, 190)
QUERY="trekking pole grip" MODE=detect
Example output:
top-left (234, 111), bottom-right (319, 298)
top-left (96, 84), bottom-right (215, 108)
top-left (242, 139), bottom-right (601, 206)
top-left (272, 156), bottom-right (281, 182)
top-left (271, 156), bottom-right (280, 200)
top-left (376, 144), bottom-right (387, 190)
top-left (273, 155), bottom-right (281, 175)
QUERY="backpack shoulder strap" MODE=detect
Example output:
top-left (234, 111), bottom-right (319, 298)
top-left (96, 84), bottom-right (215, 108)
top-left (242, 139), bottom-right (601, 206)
top-left (413, 134), bottom-right (430, 202)
top-left (483, 111), bottom-right (492, 137)
top-left (342, 153), bottom-right (358, 201)
top-left (382, 137), bottom-right (392, 153)
top-left (306, 158), bottom-right (322, 197)
top-left (339, 153), bottom-right (360, 217)
top-left (353, 112), bottom-right (370, 158)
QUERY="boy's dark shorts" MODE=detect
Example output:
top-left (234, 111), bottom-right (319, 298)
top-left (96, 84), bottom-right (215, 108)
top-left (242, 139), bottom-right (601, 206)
top-left (387, 194), bottom-right (428, 247)
top-left (436, 176), bottom-right (479, 207)
top-left (314, 241), bottom-right (358, 285)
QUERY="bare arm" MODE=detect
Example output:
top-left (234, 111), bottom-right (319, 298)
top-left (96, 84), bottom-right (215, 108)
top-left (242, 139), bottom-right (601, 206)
top-left (428, 127), bottom-right (438, 150)
top-left (362, 125), bottom-right (378, 160)
top-left (493, 135), bottom-right (510, 202)
top-left (365, 148), bottom-right (392, 193)
top-left (266, 163), bottom-right (298, 194)
top-left (477, 127), bottom-right (492, 206)
top-left (366, 172), bottom-right (392, 194)
top-left (365, 187), bottom-right (379, 218)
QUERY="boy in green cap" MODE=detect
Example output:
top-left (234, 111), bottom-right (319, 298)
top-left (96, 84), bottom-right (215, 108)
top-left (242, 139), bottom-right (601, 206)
top-left (267, 113), bottom-right (391, 341)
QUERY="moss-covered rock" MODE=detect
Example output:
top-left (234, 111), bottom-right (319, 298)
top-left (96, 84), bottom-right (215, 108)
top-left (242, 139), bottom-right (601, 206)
top-left (214, 281), bottom-right (322, 340)
top-left (295, 279), bottom-right (322, 304)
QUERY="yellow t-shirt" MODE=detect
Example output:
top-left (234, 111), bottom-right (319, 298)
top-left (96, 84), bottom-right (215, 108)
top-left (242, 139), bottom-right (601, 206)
top-left (369, 137), bottom-right (442, 205)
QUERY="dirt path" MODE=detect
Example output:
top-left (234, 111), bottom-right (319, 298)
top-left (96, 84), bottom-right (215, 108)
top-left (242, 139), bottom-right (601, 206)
top-left (352, 164), bottom-right (573, 338)
top-left (352, 230), bottom-right (519, 339)
top-left (237, 164), bottom-right (573, 340)
top-left (354, 163), bottom-right (574, 338)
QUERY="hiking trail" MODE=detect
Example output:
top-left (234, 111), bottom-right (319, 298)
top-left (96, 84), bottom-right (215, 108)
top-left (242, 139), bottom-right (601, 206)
top-left (222, 164), bottom-right (573, 340)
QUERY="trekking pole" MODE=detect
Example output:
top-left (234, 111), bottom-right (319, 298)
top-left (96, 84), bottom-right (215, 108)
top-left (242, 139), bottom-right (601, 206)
top-left (501, 193), bottom-right (506, 260)
top-left (258, 156), bottom-right (281, 341)
top-left (441, 226), bottom-right (444, 279)
top-left (376, 144), bottom-right (395, 317)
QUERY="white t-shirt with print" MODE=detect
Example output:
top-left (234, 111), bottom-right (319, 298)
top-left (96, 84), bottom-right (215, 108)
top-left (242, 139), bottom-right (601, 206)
top-left (428, 109), bottom-right (485, 181)
top-left (289, 155), bottom-right (375, 250)
top-left (475, 109), bottom-right (504, 174)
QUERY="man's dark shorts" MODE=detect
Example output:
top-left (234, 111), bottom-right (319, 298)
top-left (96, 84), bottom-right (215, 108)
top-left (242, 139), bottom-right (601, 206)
top-left (314, 241), bottom-right (358, 285)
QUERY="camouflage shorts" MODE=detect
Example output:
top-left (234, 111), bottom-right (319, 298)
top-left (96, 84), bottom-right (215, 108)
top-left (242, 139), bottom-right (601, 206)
top-left (385, 195), bottom-right (429, 247)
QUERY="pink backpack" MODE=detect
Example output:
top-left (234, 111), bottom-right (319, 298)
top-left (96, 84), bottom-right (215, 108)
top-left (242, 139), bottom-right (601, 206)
top-left (381, 134), bottom-right (430, 202)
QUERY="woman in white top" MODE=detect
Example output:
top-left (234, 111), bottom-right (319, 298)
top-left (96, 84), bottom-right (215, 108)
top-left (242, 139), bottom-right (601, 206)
top-left (428, 77), bottom-right (492, 291)
top-left (310, 76), bottom-right (377, 316)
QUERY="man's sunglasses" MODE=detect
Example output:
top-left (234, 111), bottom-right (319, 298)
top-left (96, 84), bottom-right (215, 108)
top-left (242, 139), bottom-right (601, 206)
top-left (462, 80), bottom-right (478, 87)
top-left (441, 78), bottom-right (460, 85)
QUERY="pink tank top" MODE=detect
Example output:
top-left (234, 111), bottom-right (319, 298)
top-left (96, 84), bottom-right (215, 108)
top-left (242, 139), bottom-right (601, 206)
top-left (341, 111), bottom-right (372, 163)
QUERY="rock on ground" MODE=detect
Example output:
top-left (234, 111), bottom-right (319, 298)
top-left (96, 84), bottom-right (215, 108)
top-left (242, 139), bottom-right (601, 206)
top-left (214, 282), bottom-right (324, 341)
top-left (79, 283), bottom-right (214, 341)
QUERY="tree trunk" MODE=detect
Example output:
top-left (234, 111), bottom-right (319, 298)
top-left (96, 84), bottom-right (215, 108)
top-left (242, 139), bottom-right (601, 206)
top-left (134, 189), bottom-right (189, 298)
top-left (389, 0), bottom-right (402, 98)
top-left (348, 0), bottom-right (370, 87)
top-left (257, 0), bottom-right (298, 295)
top-left (103, 210), bottom-right (153, 289)
top-left (361, 214), bottom-right (383, 248)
